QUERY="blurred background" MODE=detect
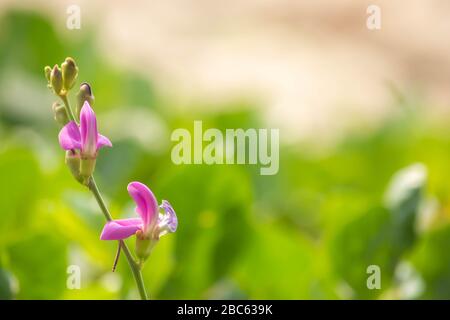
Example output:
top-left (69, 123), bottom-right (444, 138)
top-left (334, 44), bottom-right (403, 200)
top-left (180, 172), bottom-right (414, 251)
top-left (1, 0), bottom-right (450, 299)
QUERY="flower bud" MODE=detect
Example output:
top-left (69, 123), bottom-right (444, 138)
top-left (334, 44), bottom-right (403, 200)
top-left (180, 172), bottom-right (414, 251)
top-left (61, 57), bottom-right (78, 91)
top-left (65, 151), bottom-right (83, 184)
top-left (135, 230), bottom-right (156, 264)
top-left (50, 65), bottom-right (63, 95)
top-left (80, 157), bottom-right (96, 184)
top-left (52, 102), bottom-right (69, 127)
top-left (76, 83), bottom-right (94, 119)
top-left (44, 66), bottom-right (52, 82)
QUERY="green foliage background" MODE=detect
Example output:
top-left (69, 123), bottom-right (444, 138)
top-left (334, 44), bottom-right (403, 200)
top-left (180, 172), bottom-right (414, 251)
top-left (0, 11), bottom-right (450, 299)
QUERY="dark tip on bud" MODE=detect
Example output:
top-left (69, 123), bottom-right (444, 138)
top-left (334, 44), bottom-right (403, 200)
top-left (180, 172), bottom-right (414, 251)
top-left (76, 82), bottom-right (95, 119)
top-left (64, 57), bottom-right (76, 68)
top-left (80, 82), bottom-right (92, 96)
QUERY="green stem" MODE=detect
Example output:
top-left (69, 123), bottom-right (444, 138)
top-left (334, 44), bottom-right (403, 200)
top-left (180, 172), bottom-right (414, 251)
top-left (60, 94), bottom-right (77, 123)
top-left (88, 177), bottom-right (149, 300)
top-left (58, 90), bottom-right (148, 299)
top-left (120, 240), bottom-right (149, 300)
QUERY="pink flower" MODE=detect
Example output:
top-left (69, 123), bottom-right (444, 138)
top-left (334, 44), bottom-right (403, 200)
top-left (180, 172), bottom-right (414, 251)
top-left (58, 101), bottom-right (112, 157)
top-left (100, 182), bottom-right (178, 241)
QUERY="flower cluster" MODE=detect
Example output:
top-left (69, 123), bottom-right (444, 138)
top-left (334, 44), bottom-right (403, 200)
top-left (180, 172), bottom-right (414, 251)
top-left (45, 57), bottom-right (178, 268)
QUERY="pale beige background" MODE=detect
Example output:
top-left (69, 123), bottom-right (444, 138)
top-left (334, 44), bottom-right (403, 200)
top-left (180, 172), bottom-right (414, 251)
top-left (1, 0), bottom-right (449, 143)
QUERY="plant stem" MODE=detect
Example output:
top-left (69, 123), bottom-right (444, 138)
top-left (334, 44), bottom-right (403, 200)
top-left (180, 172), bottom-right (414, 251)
top-left (60, 93), bottom-right (77, 123)
top-left (88, 177), bottom-right (149, 300)
top-left (120, 240), bottom-right (149, 300)
top-left (59, 90), bottom-right (148, 299)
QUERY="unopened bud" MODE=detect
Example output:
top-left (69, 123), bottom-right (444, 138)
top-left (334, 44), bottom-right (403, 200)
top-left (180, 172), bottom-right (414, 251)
top-left (76, 83), bottom-right (94, 119)
top-left (50, 65), bottom-right (63, 95)
top-left (52, 102), bottom-right (69, 126)
top-left (61, 57), bottom-right (78, 91)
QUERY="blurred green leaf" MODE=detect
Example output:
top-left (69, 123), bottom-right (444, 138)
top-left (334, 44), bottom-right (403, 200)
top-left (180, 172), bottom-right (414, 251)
top-left (330, 163), bottom-right (427, 298)
top-left (48, 203), bottom-right (112, 269)
top-left (411, 225), bottom-right (450, 299)
top-left (0, 147), bottom-right (41, 244)
top-left (7, 233), bottom-right (67, 299)
top-left (0, 267), bottom-right (15, 299)
top-left (0, 11), bottom-right (64, 75)
top-left (142, 235), bottom-right (175, 298)
top-left (234, 223), bottom-right (316, 299)
top-left (329, 206), bottom-right (393, 298)
top-left (384, 163), bottom-right (427, 256)
top-left (156, 165), bottom-right (253, 298)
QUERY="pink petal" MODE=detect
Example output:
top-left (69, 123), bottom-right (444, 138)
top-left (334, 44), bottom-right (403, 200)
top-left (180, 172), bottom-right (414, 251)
top-left (80, 101), bottom-right (98, 157)
top-left (100, 218), bottom-right (143, 240)
top-left (58, 121), bottom-right (81, 150)
top-left (127, 182), bottom-right (158, 231)
top-left (97, 134), bottom-right (112, 150)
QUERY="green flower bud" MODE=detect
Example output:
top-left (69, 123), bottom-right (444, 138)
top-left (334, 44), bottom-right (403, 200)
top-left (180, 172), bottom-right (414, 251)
top-left (76, 83), bottom-right (94, 118)
top-left (50, 65), bottom-right (63, 95)
top-left (44, 66), bottom-right (52, 82)
top-left (61, 57), bottom-right (78, 91)
top-left (65, 151), bottom-right (83, 184)
top-left (80, 157), bottom-right (96, 184)
top-left (52, 102), bottom-right (69, 127)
